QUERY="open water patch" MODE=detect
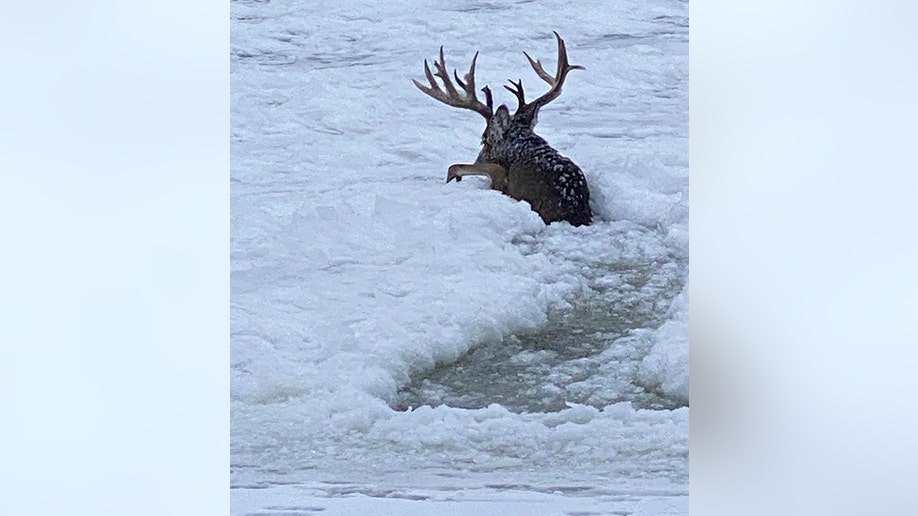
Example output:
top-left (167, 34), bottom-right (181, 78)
top-left (392, 257), bottom-right (686, 413)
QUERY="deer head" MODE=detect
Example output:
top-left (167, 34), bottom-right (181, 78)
top-left (413, 32), bottom-right (583, 167)
top-left (414, 32), bottom-right (592, 227)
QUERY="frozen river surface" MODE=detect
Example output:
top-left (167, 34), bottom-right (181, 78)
top-left (231, 0), bottom-right (688, 513)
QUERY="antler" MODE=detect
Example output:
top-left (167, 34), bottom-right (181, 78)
top-left (413, 47), bottom-right (494, 120)
top-left (504, 31), bottom-right (584, 119)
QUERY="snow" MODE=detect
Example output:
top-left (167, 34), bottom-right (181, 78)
top-left (232, 0), bottom-right (687, 513)
top-left (231, 482), bottom-right (687, 516)
top-left (637, 283), bottom-right (689, 403)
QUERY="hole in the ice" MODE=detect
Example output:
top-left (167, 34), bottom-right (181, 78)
top-left (391, 259), bottom-right (686, 413)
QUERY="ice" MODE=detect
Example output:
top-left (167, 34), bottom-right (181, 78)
top-left (231, 482), bottom-right (688, 516)
top-left (232, 0), bottom-right (687, 512)
top-left (637, 284), bottom-right (689, 403)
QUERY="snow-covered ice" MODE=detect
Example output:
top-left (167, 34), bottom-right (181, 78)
top-left (232, 0), bottom-right (688, 513)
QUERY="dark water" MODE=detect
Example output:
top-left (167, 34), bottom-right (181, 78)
top-left (392, 258), bottom-right (686, 413)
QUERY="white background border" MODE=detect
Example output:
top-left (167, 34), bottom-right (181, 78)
top-left (1, 2), bottom-right (229, 514)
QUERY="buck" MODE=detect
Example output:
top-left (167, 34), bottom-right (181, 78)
top-left (414, 32), bottom-right (592, 227)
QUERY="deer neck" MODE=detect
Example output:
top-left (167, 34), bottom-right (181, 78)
top-left (479, 125), bottom-right (554, 169)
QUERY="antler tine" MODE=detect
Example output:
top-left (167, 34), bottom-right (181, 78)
top-left (523, 51), bottom-right (555, 86)
top-left (503, 79), bottom-right (526, 111)
top-left (455, 51), bottom-right (478, 90)
top-left (413, 47), bottom-right (493, 120)
top-left (555, 30), bottom-right (586, 75)
top-left (433, 46), bottom-right (460, 98)
top-left (417, 59), bottom-right (436, 91)
top-left (481, 85), bottom-right (494, 111)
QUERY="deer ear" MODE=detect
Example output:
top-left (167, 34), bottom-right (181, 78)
top-left (486, 106), bottom-right (511, 144)
top-left (494, 105), bottom-right (512, 128)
